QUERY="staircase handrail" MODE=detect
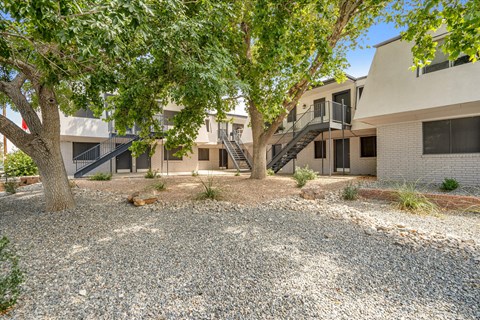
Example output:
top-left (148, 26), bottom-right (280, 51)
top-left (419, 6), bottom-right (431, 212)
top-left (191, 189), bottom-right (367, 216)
top-left (219, 130), bottom-right (242, 169)
top-left (232, 130), bottom-right (253, 168)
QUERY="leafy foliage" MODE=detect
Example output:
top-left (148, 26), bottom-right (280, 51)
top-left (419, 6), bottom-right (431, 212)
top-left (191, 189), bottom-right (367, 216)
top-left (191, 171), bottom-right (199, 177)
top-left (266, 168), bottom-right (275, 176)
top-left (88, 172), bottom-right (112, 181)
top-left (144, 169), bottom-right (158, 179)
top-left (4, 151), bottom-right (38, 177)
top-left (235, 170), bottom-right (241, 176)
top-left (343, 184), bottom-right (359, 201)
top-left (441, 178), bottom-right (459, 191)
top-left (3, 182), bottom-right (16, 194)
top-left (293, 165), bottom-right (317, 188)
top-left (151, 181), bottom-right (166, 191)
top-left (0, 236), bottom-right (23, 314)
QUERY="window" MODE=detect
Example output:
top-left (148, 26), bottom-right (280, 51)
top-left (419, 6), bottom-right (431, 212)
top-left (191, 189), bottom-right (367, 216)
top-left (164, 146), bottom-right (183, 160)
top-left (360, 136), bottom-right (377, 157)
top-left (72, 142), bottom-right (99, 160)
top-left (314, 140), bottom-right (326, 159)
top-left (73, 108), bottom-right (98, 119)
top-left (287, 105), bottom-right (297, 123)
top-left (198, 148), bottom-right (210, 161)
top-left (423, 117), bottom-right (480, 154)
top-left (205, 119), bottom-right (211, 132)
top-left (272, 144), bottom-right (282, 158)
top-left (313, 98), bottom-right (326, 118)
top-left (357, 86), bottom-right (364, 104)
top-left (163, 110), bottom-right (179, 126)
top-left (422, 38), bottom-right (471, 74)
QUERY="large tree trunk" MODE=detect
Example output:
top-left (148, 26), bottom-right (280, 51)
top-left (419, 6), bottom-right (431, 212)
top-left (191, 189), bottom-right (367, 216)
top-left (34, 143), bottom-right (75, 212)
top-left (251, 135), bottom-right (267, 179)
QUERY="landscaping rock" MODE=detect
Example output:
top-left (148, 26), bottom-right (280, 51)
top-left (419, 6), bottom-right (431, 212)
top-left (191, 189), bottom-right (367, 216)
top-left (300, 187), bottom-right (326, 200)
top-left (128, 192), bottom-right (158, 207)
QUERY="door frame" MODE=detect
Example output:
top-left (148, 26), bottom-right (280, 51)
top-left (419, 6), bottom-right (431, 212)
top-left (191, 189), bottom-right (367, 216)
top-left (334, 138), bottom-right (350, 173)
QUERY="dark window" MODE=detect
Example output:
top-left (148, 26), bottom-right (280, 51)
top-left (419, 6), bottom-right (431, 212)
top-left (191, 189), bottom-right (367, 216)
top-left (287, 106), bottom-right (297, 123)
top-left (205, 119), bottom-right (211, 132)
top-left (272, 144), bottom-right (282, 158)
top-left (164, 110), bottom-right (179, 126)
top-left (423, 117), bottom-right (480, 154)
top-left (360, 136), bottom-right (377, 157)
top-left (164, 146), bottom-right (183, 160)
top-left (357, 87), bottom-right (364, 103)
top-left (314, 140), bottom-right (326, 159)
top-left (198, 148), bottom-right (210, 161)
top-left (73, 108), bottom-right (98, 119)
top-left (73, 142), bottom-right (100, 160)
top-left (313, 98), bottom-right (326, 118)
top-left (453, 55), bottom-right (471, 66)
top-left (422, 38), bottom-right (472, 74)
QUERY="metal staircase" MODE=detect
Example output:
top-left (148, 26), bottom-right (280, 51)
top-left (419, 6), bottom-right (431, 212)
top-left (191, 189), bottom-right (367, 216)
top-left (220, 130), bottom-right (252, 171)
top-left (267, 101), bottom-right (350, 173)
top-left (73, 134), bottom-right (140, 178)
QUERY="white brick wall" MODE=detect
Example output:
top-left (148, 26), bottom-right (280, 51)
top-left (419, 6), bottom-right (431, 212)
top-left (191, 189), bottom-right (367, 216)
top-left (377, 122), bottom-right (480, 185)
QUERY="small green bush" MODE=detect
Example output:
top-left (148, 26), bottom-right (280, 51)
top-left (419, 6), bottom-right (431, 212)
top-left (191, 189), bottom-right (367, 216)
top-left (3, 182), bottom-right (17, 194)
top-left (191, 170), bottom-right (199, 177)
top-left (396, 183), bottom-right (437, 214)
top-left (266, 168), bottom-right (275, 176)
top-left (89, 172), bottom-right (112, 181)
top-left (0, 236), bottom-right (23, 314)
top-left (144, 169), bottom-right (158, 179)
top-left (235, 170), bottom-right (240, 176)
top-left (197, 176), bottom-right (221, 200)
top-left (4, 151), bottom-right (38, 177)
top-left (152, 181), bottom-right (166, 191)
top-left (293, 165), bottom-right (317, 187)
top-left (342, 184), bottom-right (358, 200)
top-left (440, 178), bottom-right (459, 191)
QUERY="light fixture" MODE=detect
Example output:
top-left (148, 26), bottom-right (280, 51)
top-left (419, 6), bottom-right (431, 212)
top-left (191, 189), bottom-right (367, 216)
top-left (302, 103), bottom-right (307, 109)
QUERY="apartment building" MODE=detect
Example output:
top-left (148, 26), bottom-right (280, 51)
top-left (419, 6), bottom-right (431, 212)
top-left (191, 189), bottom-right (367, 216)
top-left (60, 104), bottom-right (253, 177)
top-left (266, 75), bottom-right (378, 176)
top-left (355, 30), bottom-right (480, 185)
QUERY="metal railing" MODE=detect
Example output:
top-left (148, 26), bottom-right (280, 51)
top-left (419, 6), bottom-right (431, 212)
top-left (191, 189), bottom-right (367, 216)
top-left (266, 101), bottom-right (350, 159)
top-left (73, 134), bottom-right (138, 172)
top-left (232, 130), bottom-right (253, 168)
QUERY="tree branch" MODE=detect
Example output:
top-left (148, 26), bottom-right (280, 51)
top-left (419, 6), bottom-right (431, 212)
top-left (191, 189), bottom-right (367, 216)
top-left (0, 113), bottom-right (33, 153)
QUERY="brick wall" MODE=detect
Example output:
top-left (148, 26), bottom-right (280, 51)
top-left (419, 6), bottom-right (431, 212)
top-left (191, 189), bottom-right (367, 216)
top-left (377, 122), bottom-right (480, 185)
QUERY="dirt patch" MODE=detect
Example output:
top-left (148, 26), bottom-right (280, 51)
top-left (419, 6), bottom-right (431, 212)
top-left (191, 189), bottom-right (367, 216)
top-left (75, 174), bottom-right (361, 205)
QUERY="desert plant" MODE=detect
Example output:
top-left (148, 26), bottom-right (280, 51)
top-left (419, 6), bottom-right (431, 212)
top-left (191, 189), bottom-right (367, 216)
top-left (342, 184), bottom-right (359, 200)
top-left (293, 165), bottom-right (317, 187)
top-left (4, 151), bottom-right (38, 177)
top-left (197, 175), bottom-right (221, 200)
top-left (144, 169), bottom-right (158, 179)
top-left (395, 183), bottom-right (438, 214)
top-left (191, 170), bottom-right (199, 177)
top-left (440, 178), bottom-right (459, 191)
top-left (235, 170), bottom-right (240, 176)
top-left (266, 168), bottom-right (275, 176)
top-left (3, 182), bottom-right (17, 194)
top-left (88, 172), bottom-right (112, 181)
top-left (68, 180), bottom-right (77, 188)
top-left (0, 236), bottom-right (23, 314)
top-left (152, 180), bottom-right (166, 191)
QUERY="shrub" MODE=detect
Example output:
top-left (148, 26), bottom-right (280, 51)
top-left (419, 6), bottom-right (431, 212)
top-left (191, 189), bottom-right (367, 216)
top-left (293, 165), bottom-right (317, 187)
top-left (144, 169), bottom-right (158, 179)
top-left (395, 183), bottom-right (438, 214)
top-left (0, 236), bottom-right (23, 314)
top-left (441, 178), bottom-right (459, 191)
top-left (191, 170), bottom-right (199, 177)
top-left (4, 151), bottom-right (38, 177)
top-left (266, 168), bottom-right (275, 176)
top-left (89, 172), bottom-right (112, 181)
top-left (3, 182), bottom-right (17, 194)
top-left (197, 176), bottom-right (221, 200)
top-left (68, 180), bottom-right (77, 188)
top-left (235, 170), bottom-right (240, 176)
top-left (342, 184), bottom-right (358, 200)
top-left (152, 181), bottom-right (166, 191)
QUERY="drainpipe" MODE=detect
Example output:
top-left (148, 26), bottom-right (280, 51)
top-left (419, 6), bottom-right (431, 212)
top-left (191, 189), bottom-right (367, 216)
top-left (342, 99), bottom-right (345, 176)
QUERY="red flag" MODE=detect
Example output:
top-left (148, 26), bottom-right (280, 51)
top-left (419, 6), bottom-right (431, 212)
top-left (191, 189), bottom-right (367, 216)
top-left (21, 118), bottom-right (28, 131)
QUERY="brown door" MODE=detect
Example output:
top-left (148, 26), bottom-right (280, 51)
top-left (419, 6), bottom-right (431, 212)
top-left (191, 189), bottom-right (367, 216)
top-left (219, 149), bottom-right (228, 168)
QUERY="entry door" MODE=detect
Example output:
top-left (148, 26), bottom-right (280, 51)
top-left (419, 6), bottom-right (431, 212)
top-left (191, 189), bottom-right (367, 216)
top-left (136, 148), bottom-right (151, 171)
top-left (116, 149), bottom-right (132, 172)
top-left (333, 90), bottom-right (351, 123)
top-left (334, 139), bottom-right (350, 172)
top-left (219, 149), bottom-right (228, 168)
top-left (218, 122), bottom-right (228, 139)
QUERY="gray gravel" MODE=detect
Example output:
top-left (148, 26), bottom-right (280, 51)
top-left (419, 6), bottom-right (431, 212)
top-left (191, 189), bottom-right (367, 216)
top-left (360, 180), bottom-right (480, 197)
top-left (0, 185), bottom-right (479, 319)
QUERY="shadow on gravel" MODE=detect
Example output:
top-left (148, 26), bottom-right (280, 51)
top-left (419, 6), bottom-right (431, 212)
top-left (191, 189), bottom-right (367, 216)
top-left (0, 190), bottom-right (478, 319)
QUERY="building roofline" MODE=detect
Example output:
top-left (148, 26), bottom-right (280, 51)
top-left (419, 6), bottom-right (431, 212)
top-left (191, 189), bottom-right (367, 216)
top-left (374, 35), bottom-right (402, 48)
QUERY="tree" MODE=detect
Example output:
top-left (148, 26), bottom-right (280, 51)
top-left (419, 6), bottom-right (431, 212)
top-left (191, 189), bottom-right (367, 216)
top-left (0, 0), bottom-right (151, 211)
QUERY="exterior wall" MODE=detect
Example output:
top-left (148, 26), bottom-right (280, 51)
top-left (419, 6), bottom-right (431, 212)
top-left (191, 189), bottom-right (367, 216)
top-left (60, 112), bottom-right (109, 139)
top-left (61, 140), bottom-right (113, 176)
top-left (377, 121), bottom-right (480, 185)
top-left (356, 33), bottom-right (480, 124)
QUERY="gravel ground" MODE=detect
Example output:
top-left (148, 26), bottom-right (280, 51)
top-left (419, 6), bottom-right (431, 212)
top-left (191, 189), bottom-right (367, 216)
top-left (359, 180), bottom-right (480, 197)
top-left (0, 184), bottom-right (479, 319)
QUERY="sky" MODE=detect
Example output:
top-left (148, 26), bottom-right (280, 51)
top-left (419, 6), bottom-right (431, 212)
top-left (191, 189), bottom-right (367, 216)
top-left (1, 21), bottom-right (403, 153)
